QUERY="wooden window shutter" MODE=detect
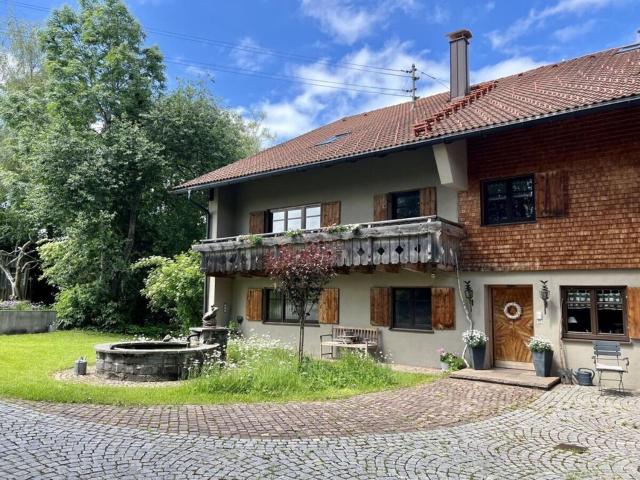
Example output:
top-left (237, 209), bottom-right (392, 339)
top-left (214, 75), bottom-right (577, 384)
top-left (373, 193), bottom-right (391, 222)
top-left (320, 201), bottom-right (341, 227)
top-left (627, 287), bottom-right (640, 340)
top-left (246, 288), bottom-right (263, 321)
top-left (319, 288), bottom-right (339, 324)
top-left (370, 287), bottom-right (391, 326)
top-left (249, 211), bottom-right (267, 234)
top-left (419, 187), bottom-right (437, 217)
top-left (432, 287), bottom-right (455, 330)
top-left (535, 170), bottom-right (567, 218)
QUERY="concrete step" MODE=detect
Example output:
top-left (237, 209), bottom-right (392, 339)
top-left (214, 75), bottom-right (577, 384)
top-left (449, 368), bottom-right (560, 390)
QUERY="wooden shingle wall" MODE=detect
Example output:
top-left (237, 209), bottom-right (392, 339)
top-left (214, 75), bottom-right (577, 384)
top-left (458, 107), bottom-right (640, 271)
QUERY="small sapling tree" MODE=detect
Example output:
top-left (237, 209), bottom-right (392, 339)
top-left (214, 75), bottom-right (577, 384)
top-left (266, 244), bottom-right (336, 364)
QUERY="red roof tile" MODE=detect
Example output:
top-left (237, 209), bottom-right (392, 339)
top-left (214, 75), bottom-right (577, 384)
top-left (177, 46), bottom-right (640, 190)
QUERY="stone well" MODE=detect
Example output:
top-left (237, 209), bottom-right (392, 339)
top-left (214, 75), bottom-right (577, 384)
top-left (95, 341), bottom-right (220, 382)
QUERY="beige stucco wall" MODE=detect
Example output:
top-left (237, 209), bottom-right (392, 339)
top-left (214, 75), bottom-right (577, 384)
top-left (212, 268), bottom-right (640, 390)
top-left (213, 146), bottom-right (458, 237)
top-left (202, 144), bottom-right (639, 390)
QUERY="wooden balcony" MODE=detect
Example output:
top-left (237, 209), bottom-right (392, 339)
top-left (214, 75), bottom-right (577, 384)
top-left (194, 216), bottom-right (465, 276)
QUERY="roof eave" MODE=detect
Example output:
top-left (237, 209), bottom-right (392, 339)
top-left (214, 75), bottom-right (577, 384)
top-left (171, 94), bottom-right (640, 195)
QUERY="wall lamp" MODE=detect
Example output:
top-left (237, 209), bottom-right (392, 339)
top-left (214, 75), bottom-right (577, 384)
top-left (464, 281), bottom-right (474, 311)
top-left (539, 280), bottom-right (550, 315)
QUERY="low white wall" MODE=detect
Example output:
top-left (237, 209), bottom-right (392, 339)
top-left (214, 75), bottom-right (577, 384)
top-left (0, 310), bottom-right (56, 334)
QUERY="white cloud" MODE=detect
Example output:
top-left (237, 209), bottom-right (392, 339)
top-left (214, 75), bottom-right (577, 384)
top-left (553, 20), bottom-right (596, 42)
top-left (487, 0), bottom-right (619, 50)
top-left (238, 40), bottom-right (550, 146)
top-left (300, 0), bottom-right (422, 45)
top-left (244, 39), bottom-right (448, 143)
top-left (472, 57), bottom-right (547, 83)
top-left (230, 37), bottom-right (271, 71)
top-left (485, 1), bottom-right (496, 11)
top-left (429, 5), bottom-right (450, 24)
top-left (255, 101), bottom-right (318, 140)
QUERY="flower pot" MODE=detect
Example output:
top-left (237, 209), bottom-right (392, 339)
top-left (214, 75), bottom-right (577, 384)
top-left (532, 350), bottom-right (553, 377)
top-left (470, 345), bottom-right (486, 370)
top-left (439, 361), bottom-right (449, 371)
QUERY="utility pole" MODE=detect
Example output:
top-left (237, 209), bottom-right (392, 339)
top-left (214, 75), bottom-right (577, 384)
top-left (407, 63), bottom-right (419, 102)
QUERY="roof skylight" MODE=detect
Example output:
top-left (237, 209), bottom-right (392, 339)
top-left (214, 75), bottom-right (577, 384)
top-left (617, 43), bottom-right (640, 54)
top-left (315, 132), bottom-right (350, 146)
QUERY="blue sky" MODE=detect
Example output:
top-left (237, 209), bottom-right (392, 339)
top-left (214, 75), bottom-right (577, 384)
top-left (4, 0), bottom-right (640, 143)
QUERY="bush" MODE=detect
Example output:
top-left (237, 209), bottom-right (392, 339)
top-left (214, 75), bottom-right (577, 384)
top-left (133, 250), bottom-right (203, 333)
top-left (0, 300), bottom-right (49, 311)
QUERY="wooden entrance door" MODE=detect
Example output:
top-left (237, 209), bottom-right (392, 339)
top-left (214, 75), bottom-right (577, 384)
top-left (491, 286), bottom-right (534, 368)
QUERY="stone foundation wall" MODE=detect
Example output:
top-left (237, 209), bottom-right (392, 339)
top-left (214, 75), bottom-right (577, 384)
top-left (95, 343), bottom-right (220, 382)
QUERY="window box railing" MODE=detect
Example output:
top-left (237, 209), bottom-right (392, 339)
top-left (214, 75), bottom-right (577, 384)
top-left (193, 216), bottom-right (465, 276)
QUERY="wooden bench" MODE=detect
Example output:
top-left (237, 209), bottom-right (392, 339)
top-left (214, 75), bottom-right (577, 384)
top-left (320, 326), bottom-right (380, 359)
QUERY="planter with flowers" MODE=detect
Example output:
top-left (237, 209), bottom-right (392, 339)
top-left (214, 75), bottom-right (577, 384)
top-left (528, 336), bottom-right (554, 377)
top-left (462, 329), bottom-right (488, 370)
top-left (437, 347), bottom-right (465, 372)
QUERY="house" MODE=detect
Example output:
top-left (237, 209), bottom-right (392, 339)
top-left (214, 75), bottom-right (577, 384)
top-left (175, 30), bottom-right (640, 388)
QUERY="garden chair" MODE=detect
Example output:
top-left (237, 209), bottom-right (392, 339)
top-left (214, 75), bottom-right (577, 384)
top-left (592, 341), bottom-right (629, 394)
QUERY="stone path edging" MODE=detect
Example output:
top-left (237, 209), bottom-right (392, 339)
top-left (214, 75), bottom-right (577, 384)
top-left (19, 378), bottom-right (540, 439)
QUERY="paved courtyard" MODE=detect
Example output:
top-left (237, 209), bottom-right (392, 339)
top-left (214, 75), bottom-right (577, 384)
top-left (0, 380), bottom-right (639, 479)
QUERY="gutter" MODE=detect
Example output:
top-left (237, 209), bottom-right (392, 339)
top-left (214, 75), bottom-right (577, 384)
top-left (171, 95), bottom-right (640, 195)
top-left (186, 190), bottom-right (211, 314)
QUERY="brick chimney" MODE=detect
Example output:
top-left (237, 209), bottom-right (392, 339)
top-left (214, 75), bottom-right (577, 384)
top-left (447, 29), bottom-right (472, 100)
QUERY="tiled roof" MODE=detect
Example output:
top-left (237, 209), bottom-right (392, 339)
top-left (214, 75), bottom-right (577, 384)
top-left (177, 45), bottom-right (640, 191)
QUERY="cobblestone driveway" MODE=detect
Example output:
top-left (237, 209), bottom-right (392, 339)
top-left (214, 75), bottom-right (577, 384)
top-left (1, 381), bottom-right (639, 479)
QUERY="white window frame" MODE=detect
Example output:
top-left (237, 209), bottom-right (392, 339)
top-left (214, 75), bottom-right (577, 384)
top-left (270, 204), bottom-right (321, 233)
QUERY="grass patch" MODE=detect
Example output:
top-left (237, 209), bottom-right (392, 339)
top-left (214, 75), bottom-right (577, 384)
top-left (0, 330), bottom-right (435, 405)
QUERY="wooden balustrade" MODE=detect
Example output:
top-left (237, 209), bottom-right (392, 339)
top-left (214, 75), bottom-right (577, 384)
top-left (193, 216), bottom-right (465, 276)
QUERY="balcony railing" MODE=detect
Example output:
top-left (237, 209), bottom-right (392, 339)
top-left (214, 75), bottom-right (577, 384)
top-left (193, 216), bottom-right (465, 276)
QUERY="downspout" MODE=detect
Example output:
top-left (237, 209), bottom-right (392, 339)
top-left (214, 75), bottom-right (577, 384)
top-left (187, 189), bottom-right (211, 315)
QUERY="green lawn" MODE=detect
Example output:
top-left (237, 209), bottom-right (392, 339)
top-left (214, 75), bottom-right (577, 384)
top-left (0, 330), bottom-right (436, 406)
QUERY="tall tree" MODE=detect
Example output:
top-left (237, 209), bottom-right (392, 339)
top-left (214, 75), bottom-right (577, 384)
top-left (1, 1), bottom-right (266, 328)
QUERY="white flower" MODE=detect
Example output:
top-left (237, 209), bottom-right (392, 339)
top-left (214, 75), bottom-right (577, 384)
top-left (462, 329), bottom-right (488, 347)
top-left (528, 336), bottom-right (553, 352)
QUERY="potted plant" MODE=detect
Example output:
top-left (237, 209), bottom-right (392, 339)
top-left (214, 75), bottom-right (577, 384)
top-left (462, 329), bottom-right (488, 370)
top-left (437, 347), bottom-right (449, 371)
top-left (528, 336), bottom-right (554, 377)
top-left (437, 347), bottom-right (465, 372)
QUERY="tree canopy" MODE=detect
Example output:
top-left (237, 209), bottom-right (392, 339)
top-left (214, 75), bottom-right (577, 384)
top-left (0, 1), bottom-right (266, 330)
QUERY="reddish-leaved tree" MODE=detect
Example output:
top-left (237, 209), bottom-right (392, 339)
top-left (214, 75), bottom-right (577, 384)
top-left (266, 243), bottom-right (336, 364)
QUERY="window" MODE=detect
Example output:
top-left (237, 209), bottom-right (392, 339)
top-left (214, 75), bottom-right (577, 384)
top-left (562, 287), bottom-right (627, 340)
top-left (265, 289), bottom-right (318, 324)
top-left (391, 190), bottom-right (420, 220)
top-left (482, 175), bottom-right (535, 225)
top-left (315, 132), bottom-right (350, 146)
top-left (392, 288), bottom-right (432, 331)
top-left (270, 205), bottom-right (321, 233)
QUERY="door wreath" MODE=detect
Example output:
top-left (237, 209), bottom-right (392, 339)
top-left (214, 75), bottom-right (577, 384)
top-left (503, 301), bottom-right (523, 320)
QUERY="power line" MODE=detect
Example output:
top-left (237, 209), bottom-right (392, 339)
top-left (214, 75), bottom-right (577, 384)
top-left (166, 58), bottom-right (412, 98)
top-left (418, 69), bottom-right (448, 88)
top-left (167, 57), bottom-right (409, 93)
top-left (147, 27), bottom-right (410, 78)
top-left (8, 1), bottom-right (410, 78)
top-left (5, 0), bottom-right (445, 97)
